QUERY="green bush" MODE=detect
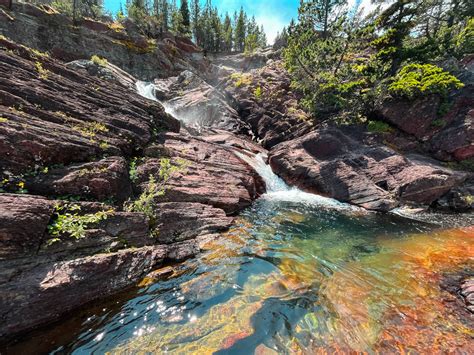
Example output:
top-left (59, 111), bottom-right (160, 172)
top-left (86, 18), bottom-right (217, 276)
top-left (47, 204), bottom-right (112, 245)
top-left (388, 64), bottom-right (464, 99)
top-left (254, 86), bottom-right (262, 100)
top-left (367, 120), bottom-right (393, 133)
top-left (455, 18), bottom-right (474, 57)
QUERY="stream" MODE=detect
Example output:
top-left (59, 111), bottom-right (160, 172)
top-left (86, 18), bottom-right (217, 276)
top-left (8, 83), bottom-right (473, 353)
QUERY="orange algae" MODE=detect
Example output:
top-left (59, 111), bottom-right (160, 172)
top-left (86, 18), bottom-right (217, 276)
top-left (316, 227), bottom-right (474, 352)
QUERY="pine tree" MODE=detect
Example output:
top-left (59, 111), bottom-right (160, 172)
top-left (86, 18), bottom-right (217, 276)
top-left (223, 12), bottom-right (233, 52)
top-left (191, 0), bottom-right (201, 43)
top-left (234, 7), bottom-right (246, 52)
top-left (180, 0), bottom-right (191, 35)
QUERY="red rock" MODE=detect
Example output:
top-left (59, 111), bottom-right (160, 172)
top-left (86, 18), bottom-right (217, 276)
top-left (269, 127), bottom-right (467, 211)
top-left (140, 132), bottom-right (265, 214)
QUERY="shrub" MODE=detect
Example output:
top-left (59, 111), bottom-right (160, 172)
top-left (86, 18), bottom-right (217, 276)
top-left (47, 204), bottom-right (112, 245)
top-left (367, 120), bottom-right (393, 133)
top-left (254, 86), bottom-right (262, 100)
top-left (388, 64), bottom-right (464, 99)
top-left (91, 55), bottom-right (108, 67)
top-left (35, 61), bottom-right (50, 80)
top-left (125, 158), bottom-right (188, 221)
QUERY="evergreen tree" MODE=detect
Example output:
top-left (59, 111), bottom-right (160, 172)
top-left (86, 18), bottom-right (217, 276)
top-left (223, 13), bottom-right (233, 52)
top-left (191, 0), bottom-right (202, 43)
top-left (180, 0), bottom-right (191, 35)
top-left (234, 7), bottom-right (246, 51)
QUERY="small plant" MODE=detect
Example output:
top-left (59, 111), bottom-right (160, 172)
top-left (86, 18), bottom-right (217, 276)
top-left (254, 86), bottom-right (263, 100)
top-left (129, 157), bottom-right (140, 182)
top-left (230, 73), bottom-right (252, 88)
top-left (125, 158), bottom-right (188, 221)
top-left (99, 141), bottom-right (109, 150)
top-left (388, 64), bottom-right (464, 99)
top-left (30, 48), bottom-right (49, 58)
top-left (367, 120), bottom-right (393, 133)
top-left (431, 118), bottom-right (446, 128)
top-left (91, 55), bottom-right (108, 67)
top-left (35, 61), bottom-right (50, 80)
top-left (0, 116), bottom-right (8, 123)
top-left (72, 121), bottom-right (108, 139)
top-left (47, 204), bottom-right (113, 245)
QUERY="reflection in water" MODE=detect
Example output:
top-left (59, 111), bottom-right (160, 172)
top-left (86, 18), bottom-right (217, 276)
top-left (7, 199), bottom-right (474, 353)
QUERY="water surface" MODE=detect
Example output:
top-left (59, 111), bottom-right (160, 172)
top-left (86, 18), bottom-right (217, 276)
top-left (8, 197), bottom-right (473, 353)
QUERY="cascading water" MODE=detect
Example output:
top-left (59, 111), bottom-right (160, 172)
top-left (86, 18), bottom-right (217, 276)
top-left (135, 80), bottom-right (175, 116)
top-left (236, 152), bottom-right (356, 211)
top-left (17, 80), bottom-right (469, 355)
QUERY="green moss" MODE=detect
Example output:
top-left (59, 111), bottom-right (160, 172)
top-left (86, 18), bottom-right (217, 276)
top-left (388, 64), bottom-right (464, 99)
top-left (367, 120), bottom-right (393, 133)
top-left (91, 55), bottom-right (108, 67)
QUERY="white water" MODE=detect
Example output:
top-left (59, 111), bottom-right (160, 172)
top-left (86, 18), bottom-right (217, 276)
top-left (236, 152), bottom-right (358, 211)
top-left (136, 80), bottom-right (357, 212)
top-left (135, 81), bottom-right (175, 116)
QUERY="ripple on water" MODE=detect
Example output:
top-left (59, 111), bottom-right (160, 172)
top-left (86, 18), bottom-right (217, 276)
top-left (5, 201), bottom-right (474, 354)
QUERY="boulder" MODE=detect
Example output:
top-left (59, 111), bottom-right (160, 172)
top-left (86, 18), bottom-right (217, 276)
top-left (25, 156), bottom-right (133, 203)
top-left (66, 59), bottom-right (137, 89)
top-left (139, 132), bottom-right (266, 214)
top-left (269, 127), bottom-right (467, 211)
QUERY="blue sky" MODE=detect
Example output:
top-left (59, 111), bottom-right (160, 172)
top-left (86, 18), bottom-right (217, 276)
top-left (104, 0), bottom-right (300, 43)
top-left (104, 0), bottom-right (374, 43)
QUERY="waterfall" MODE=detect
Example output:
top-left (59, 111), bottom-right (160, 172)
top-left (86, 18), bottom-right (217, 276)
top-left (135, 81), bottom-right (157, 101)
top-left (135, 81), bottom-right (175, 116)
top-left (236, 152), bottom-right (357, 210)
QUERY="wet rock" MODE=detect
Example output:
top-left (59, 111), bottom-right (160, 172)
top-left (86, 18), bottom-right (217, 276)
top-left (153, 70), bottom-right (247, 133)
top-left (140, 132), bottom-right (265, 214)
top-left (269, 127), bottom-right (467, 211)
top-left (0, 245), bottom-right (168, 338)
top-left (460, 278), bottom-right (474, 313)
